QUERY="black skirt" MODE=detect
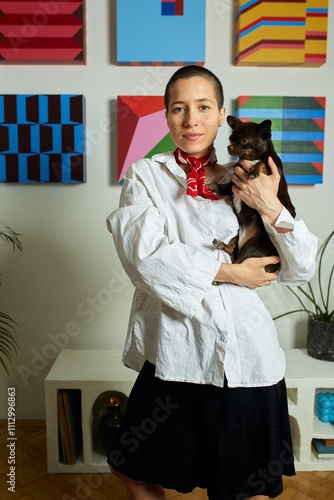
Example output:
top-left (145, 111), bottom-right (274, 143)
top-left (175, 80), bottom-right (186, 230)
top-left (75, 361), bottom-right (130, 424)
top-left (107, 361), bottom-right (295, 500)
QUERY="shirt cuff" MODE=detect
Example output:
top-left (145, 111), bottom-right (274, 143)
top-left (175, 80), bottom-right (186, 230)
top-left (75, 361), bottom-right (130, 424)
top-left (263, 205), bottom-right (294, 234)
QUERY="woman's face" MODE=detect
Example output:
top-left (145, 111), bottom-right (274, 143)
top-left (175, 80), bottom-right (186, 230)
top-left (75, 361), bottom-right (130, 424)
top-left (166, 76), bottom-right (225, 158)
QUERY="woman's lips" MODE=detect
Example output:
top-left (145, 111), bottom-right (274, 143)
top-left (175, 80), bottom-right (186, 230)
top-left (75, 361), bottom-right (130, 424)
top-left (183, 134), bottom-right (203, 141)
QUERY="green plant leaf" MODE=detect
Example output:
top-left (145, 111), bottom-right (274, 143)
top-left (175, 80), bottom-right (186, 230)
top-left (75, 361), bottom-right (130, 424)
top-left (273, 309), bottom-right (308, 320)
top-left (0, 222), bottom-right (22, 375)
top-left (318, 230), bottom-right (334, 311)
top-left (326, 264), bottom-right (334, 312)
top-left (287, 286), bottom-right (314, 314)
top-left (306, 283), bottom-right (323, 316)
top-left (0, 311), bottom-right (19, 375)
top-left (0, 341), bottom-right (15, 361)
top-left (0, 221), bottom-right (23, 252)
top-left (0, 356), bottom-right (9, 376)
top-left (274, 231), bottom-right (334, 323)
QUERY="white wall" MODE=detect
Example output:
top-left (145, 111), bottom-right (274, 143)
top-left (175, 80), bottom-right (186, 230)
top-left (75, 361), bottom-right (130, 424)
top-left (1, 0), bottom-right (333, 419)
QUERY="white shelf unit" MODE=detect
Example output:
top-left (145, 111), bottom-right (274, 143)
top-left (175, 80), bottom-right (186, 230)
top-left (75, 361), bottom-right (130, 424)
top-left (45, 349), bottom-right (137, 473)
top-left (285, 349), bottom-right (334, 471)
top-left (45, 348), bottom-right (334, 473)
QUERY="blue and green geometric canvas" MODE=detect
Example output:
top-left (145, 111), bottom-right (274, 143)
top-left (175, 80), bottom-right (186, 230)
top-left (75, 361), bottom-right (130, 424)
top-left (235, 96), bottom-right (325, 184)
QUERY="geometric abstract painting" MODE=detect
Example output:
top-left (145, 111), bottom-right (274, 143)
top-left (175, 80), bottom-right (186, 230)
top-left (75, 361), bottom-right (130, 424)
top-left (117, 96), bottom-right (175, 182)
top-left (0, 1), bottom-right (86, 64)
top-left (235, 0), bottom-right (328, 67)
top-left (0, 95), bottom-right (85, 183)
top-left (161, 0), bottom-right (184, 16)
top-left (117, 0), bottom-right (205, 66)
top-left (235, 96), bottom-right (326, 184)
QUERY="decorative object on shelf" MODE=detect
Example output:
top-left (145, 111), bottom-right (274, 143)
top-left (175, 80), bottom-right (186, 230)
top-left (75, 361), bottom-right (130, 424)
top-left (0, 0), bottom-right (86, 64)
top-left (316, 392), bottom-right (334, 423)
top-left (99, 395), bottom-right (124, 456)
top-left (312, 439), bottom-right (334, 460)
top-left (274, 231), bottom-right (334, 362)
top-left (235, 96), bottom-right (325, 185)
top-left (235, 0), bottom-right (328, 67)
top-left (57, 389), bottom-right (83, 465)
top-left (0, 221), bottom-right (22, 374)
top-left (117, 95), bottom-right (175, 182)
top-left (0, 94), bottom-right (86, 183)
top-left (116, 0), bottom-right (205, 66)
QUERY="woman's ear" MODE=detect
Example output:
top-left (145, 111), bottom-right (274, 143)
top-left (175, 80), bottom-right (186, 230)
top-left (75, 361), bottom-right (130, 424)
top-left (219, 107), bottom-right (226, 127)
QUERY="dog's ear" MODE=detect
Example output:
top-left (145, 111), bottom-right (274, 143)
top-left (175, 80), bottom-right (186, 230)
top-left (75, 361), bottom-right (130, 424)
top-left (257, 120), bottom-right (272, 140)
top-left (227, 115), bottom-right (241, 129)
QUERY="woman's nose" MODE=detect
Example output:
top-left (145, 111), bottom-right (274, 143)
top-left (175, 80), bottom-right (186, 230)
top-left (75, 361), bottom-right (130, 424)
top-left (184, 110), bottom-right (198, 127)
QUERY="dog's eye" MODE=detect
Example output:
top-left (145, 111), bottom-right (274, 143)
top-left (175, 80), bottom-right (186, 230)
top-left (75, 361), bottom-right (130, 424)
top-left (239, 138), bottom-right (248, 145)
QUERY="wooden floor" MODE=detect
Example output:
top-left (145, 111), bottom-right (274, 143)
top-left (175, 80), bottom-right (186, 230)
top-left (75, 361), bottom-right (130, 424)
top-left (1, 421), bottom-right (334, 500)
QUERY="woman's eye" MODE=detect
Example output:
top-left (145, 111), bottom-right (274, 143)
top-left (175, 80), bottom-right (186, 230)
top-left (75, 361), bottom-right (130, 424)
top-left (173, 107), bottom-right (184, 113)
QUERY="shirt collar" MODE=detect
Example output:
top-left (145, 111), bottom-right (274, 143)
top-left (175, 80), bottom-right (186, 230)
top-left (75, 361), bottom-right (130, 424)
top-left (151, 151), bottom-right (187, 186)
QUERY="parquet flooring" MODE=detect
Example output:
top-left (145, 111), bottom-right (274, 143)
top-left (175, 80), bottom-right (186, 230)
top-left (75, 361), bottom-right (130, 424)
top-left (0, 421), bottom-right (334, 500)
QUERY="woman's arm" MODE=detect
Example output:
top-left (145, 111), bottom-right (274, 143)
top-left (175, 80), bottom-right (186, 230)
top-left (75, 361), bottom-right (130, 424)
top-left (214, 256), bottom-right (281, 289)
top-left (107, 162), bottom-right (221, 319)
top-left (230, 157), bottom-right (317, 285)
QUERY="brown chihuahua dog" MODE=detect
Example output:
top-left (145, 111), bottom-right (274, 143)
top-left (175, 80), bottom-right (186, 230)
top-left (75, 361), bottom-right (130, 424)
top-left (211, 115), bottom-right (296, 273)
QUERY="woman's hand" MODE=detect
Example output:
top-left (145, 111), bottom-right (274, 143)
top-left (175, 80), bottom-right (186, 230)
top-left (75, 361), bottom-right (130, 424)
top-left (214, 256), bottom-right (280, 289)
top-left (232, 157), bottom-right (283, 226)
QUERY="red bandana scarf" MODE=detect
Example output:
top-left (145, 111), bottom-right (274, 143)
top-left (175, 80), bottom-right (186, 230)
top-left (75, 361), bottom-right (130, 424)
top-left (174, 147), bottom-right (219, 200)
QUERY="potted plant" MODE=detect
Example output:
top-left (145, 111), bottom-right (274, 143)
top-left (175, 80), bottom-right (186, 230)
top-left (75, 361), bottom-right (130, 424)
top-left (274, 230), bottom-right (334, 362)
top-left (0, 221), bottom-right (22, 374)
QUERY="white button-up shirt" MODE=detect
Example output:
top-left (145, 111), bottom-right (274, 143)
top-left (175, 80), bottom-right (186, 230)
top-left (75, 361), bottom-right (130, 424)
top-left (107, 152), bottom-right (317, 388)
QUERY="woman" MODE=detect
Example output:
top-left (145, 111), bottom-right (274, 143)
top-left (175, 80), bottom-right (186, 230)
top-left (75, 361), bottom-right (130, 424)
top-left (106, 66), bottom-right (317, 500)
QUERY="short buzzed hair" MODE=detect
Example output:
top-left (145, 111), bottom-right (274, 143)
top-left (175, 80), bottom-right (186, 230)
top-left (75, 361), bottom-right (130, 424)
top-left (164, 65), bottom-right (224, 111)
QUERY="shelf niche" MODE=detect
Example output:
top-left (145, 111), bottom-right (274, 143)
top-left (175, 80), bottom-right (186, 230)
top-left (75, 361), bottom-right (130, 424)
top-left (90, 390), bottom-right (128, 465)
top-left (288, 415), bottom-right (301, 462)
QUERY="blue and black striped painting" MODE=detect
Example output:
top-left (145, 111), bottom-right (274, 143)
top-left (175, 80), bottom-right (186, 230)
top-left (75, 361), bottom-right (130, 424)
top-left (0, 94), bottom-right (85, 183)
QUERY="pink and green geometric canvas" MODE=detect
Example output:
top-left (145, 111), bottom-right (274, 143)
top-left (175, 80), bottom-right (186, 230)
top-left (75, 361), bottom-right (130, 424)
top-left (235, 96), bottom-right (325, 184)
top-left (117, 96), bottom-right (175, 182)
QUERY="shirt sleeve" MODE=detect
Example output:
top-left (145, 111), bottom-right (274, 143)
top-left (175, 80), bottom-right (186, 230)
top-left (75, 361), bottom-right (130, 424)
top-left (106, 161), bottom-right (221, 319)
top-left (262, 206), bottom-right (318, 286)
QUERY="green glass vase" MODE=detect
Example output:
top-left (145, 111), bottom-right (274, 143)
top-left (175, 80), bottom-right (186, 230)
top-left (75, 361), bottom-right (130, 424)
top-left (99, 396), bottom-right (124, 456)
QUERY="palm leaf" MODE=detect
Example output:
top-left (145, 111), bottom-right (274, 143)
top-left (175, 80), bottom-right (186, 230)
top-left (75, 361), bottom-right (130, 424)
top-left (0, 220), bottom-right (22, 375)
top-left (0, 311), bottom-right (18, 375)
top-left (0, 221), bottom-right (23, 252)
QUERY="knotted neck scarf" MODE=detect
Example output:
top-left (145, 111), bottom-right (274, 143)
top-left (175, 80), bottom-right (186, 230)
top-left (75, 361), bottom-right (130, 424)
top-left (174, 147), bottom-right (219, 200)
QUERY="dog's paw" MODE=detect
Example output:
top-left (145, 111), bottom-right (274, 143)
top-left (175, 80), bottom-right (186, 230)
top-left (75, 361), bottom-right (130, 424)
top-left (212, 238), bottom-right (225, 250)
top-left (248, 166), bottom-right (260, 179)
top-left (248, 161), bottom-right (269, 179)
